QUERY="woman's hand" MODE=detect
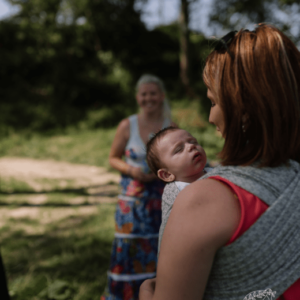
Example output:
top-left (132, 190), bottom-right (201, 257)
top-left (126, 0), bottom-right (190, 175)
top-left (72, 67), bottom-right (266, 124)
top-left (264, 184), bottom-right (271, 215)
top-left (130, 167), bottom-right (157, 182)
top-left (109, 118), bottom-right (159, 183)
top-left (139, 278), bottom-right (156, 300)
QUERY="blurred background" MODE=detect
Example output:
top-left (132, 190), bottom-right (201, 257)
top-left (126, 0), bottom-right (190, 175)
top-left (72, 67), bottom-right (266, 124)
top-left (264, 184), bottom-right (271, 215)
top-left (1, 0), bottom-right (299, 134)
top-left (0, 0), bottom-right (300, 299)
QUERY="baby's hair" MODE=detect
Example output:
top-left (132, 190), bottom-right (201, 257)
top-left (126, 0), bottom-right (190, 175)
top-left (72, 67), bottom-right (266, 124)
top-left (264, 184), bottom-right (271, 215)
top-left (146, 126), bottom-right (180, 176)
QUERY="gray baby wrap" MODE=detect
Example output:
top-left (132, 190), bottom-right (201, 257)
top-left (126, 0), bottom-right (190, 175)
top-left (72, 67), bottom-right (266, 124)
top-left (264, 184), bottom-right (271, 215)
top-left (200, 160), bottom-right (300, 299)
top-left (159, 160), bottom-right (300, 299)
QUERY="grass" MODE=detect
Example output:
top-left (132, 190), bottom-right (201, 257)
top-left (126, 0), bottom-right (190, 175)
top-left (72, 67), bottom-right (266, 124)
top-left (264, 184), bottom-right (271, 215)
top-left (0, 178), bottom-right (34, 194)
top-left (1, 200), bottom-right (116, 300)
top-left (0, 100), bottom-right (224, 299)
top-left (0, 128), bottom-right (116, 171)
top-left (0, 99), bottom-right (223, 167)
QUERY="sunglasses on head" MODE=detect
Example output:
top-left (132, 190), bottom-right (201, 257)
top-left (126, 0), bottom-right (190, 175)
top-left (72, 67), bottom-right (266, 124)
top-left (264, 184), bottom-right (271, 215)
top-left (214, 30), bottom-right (238, 59)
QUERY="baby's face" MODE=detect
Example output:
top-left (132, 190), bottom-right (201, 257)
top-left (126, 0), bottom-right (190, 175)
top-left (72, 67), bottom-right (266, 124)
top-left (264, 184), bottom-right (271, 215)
top-left (157, 129), bottom-right (207, 182)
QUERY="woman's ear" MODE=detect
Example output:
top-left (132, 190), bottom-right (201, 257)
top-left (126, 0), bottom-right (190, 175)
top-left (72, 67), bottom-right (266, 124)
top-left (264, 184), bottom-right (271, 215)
top-left (157, 169), bottom-right (175, 182)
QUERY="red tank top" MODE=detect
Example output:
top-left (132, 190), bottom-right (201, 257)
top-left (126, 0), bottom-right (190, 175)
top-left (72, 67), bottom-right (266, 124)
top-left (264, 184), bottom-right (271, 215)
top-left (210, 176), bottom-right (300, 300)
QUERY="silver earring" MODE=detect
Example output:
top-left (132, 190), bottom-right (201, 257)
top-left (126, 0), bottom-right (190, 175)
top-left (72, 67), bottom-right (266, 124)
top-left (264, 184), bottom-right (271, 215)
top-left (242, 124), bottom-right (246, 133)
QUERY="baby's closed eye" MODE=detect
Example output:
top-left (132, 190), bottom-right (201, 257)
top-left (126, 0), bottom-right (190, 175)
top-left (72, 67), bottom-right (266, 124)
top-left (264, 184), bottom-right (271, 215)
top-left (174, 146), bottom-right (183, 153)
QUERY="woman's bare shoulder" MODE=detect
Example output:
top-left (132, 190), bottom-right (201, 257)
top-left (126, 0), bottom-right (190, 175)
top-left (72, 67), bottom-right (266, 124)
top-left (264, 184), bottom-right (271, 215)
top-left (170, 178), bottom-right (241, 247)
top-left (115, 118), bottom-right (130, 139)
top-left (118, 118), bottom-right (130, 131)
top-left (155, 178), bottom-right (241, 299)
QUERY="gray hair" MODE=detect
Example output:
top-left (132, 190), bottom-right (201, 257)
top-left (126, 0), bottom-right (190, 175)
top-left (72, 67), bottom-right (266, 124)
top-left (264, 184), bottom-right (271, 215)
top-left (136, 74), bottom-right (171, 120)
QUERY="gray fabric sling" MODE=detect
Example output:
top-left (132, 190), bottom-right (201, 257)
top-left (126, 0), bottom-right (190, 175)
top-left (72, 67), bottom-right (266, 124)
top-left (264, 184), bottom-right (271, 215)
top-left (197, 160), bottom-right (300, 299)
top-left (158, 182), bottom-right (180, 253)
top-left (158, 168), bottom-right (213, 254)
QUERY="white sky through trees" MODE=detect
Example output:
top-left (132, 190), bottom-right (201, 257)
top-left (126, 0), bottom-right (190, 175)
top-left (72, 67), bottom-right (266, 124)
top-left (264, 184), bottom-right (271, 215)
top-left (0, 0), bottom-right (214, 35)
top-left (0, 0), bottom-right (299, 41)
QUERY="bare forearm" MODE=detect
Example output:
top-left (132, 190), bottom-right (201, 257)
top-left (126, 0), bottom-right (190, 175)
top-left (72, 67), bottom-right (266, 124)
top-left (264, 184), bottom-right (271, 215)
top-left (110, 157), bottom-right (158, 182)
top-left (109, 157), bottom-right (131, 175)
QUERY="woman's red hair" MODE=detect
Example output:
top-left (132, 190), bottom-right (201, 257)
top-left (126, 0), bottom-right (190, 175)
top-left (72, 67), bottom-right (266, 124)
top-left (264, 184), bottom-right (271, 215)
top-left (203, 24), bottom-right (300, 167)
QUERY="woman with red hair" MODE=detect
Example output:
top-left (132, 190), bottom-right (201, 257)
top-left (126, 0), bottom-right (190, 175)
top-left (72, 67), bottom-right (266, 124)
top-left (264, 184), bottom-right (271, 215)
top-left (140, 24), bottom-right (300, 300)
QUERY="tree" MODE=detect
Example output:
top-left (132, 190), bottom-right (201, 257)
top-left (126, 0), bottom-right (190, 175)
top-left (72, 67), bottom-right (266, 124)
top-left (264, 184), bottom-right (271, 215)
top-left (0, 0), bottom-right (183, 132)
top-left (179, 0), bottom-right (193, 97)
top-left (209, 0), bottom-right (300, 43)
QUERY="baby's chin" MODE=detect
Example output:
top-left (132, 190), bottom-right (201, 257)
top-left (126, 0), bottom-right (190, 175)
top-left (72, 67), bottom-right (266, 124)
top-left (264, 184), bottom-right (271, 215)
top-left (196, 168), bottom-right (207, 177)
top-left (177, 170), bottom-right (206, 183)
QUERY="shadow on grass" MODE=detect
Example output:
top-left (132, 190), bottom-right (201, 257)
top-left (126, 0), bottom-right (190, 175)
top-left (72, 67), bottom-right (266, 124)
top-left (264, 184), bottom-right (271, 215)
top-left (0, 188), bottom-right (89, 196)
top-left (1, 205), bottom-right (116, 300)
top-left (0, 202), bottom-right (107, 207)
top-left (0, 183), bottom-right (118, 197)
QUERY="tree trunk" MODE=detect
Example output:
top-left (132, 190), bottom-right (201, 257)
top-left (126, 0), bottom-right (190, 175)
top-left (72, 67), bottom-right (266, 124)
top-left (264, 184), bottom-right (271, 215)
top-left (179, 0), bottom-right (194, 97)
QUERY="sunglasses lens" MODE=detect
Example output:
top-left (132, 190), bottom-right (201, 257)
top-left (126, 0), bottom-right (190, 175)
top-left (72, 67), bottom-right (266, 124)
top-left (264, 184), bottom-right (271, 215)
top-left (214, 30), bottom-right (237, 58)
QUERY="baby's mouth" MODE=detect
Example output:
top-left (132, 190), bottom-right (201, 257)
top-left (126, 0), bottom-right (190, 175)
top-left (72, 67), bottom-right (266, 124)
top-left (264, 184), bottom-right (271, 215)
top-left (193, 152), bottom-right (201, 161)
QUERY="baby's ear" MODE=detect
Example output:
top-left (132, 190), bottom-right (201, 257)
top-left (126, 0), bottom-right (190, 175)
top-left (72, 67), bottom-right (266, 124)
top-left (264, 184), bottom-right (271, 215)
top-left (157, 169), bottom-right (175, 182)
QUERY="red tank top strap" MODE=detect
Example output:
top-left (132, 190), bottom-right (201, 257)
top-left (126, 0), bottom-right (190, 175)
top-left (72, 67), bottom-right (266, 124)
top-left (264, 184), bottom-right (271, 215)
top-left (209, 176), bottom-right (268, 244)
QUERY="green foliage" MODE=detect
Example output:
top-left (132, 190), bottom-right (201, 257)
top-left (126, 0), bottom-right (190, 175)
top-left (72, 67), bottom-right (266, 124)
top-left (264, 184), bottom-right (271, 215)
top-left (0, 0), bottom-right (136, 132)
top-left (189, 32), bottom-right (213, 118)
top-left (0, 127), bottom-right (116, 170)
top-left (1, 201), bottom-right (115, 300)
top-left (0, 15), bottom-right (133, 131)
top-left (0, 177), bottom-right (33, 193)
top-left (38, 280), bottom-right (76, 300)
top-left (210, 0), bottom-right (300, 44)
top-left (1, 0), bottom-right (213, 132)
top-left (0, 101), bottom-right (223, 165)
top-left (279, 0), bottom-right (300, 3)
top-left (2, 0), bottom-right (300, 134)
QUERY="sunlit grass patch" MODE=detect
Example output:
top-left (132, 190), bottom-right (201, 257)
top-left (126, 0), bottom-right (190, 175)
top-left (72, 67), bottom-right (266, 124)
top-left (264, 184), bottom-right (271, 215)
top-left (0, 177), bottom-right (34, 193)
top-left (0, 177), bottom-right (81, 194)
top-left (172, 100), bottom-right (208, 129)
top-left (0, 193), bottom-right (81, 207)
top-left (34, 178), bottom-right (78, 191)
top-left (0, 128), bottom-right (116, 170)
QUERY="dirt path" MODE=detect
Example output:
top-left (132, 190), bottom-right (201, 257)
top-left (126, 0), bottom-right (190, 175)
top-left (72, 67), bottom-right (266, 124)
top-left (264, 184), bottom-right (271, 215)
top-left (0, 157), bottom-right (120, 229)
top-left (0, 157), bottom-right (119, 190)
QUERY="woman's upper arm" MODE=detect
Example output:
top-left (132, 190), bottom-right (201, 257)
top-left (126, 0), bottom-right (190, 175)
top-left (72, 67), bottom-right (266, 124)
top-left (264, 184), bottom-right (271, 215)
top-left (109, 118), bottom-right (130, 160)
top-left (154, 179), bottom-right (241, 300)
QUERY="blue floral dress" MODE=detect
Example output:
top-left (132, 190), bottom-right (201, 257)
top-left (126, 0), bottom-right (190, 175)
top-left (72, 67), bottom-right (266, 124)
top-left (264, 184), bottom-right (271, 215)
top-left (101, 115), bottom-right (170, 300)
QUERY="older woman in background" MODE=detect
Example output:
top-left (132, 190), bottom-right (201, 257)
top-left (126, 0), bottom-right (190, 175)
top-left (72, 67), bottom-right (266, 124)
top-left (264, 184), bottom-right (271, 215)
top-left (101, 74), bottom-right (176, 300)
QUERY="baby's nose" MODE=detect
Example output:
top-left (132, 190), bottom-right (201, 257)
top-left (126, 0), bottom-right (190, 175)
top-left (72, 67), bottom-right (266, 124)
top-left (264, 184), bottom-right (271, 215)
top-left (187, 143), bottom-right (195, 151)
